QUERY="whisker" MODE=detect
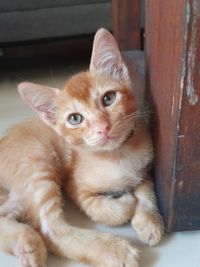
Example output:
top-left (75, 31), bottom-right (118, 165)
top-left (126, 108), bottom-right (152, 118)
top-left (111, 114), bottom-right (138, 130)
top-left (111, 108), bottom-right (151, 134)
top-left (111, 119), bottom-right (135, 134)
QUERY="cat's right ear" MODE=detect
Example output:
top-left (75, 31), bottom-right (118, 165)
top-left (18, 82), bottom-right (60, 128)
top-left (90, 28), bottom-right (129, 81)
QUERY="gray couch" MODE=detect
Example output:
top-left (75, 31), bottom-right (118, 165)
top-left (0, 0), bottom-right (111, 43)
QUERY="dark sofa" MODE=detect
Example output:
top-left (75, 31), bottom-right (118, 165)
top-left (0, 0), bottom-right (112, 43)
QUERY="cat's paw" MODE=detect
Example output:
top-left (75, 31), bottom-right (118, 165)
top-left (98, 235), bottom-right (139, 267)
top-left (16, 228), bottom-right (47, 267)
top-left (131, 211), bottom-right (164, 246)
top-left (83, 193), bottom-right (137, 227)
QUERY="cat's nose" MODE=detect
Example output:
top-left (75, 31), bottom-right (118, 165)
top-left (96, 122), bottom-right (109, 136)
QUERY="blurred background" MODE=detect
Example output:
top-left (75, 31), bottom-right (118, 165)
top-left (0, 0), bottom-right (113, 98)
top-left (0, 0), bottom-right (145, 78)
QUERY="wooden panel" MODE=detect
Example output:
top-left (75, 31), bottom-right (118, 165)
top-left (112, 0), bottom-right (141, 50)
top-left (174, 0), bottom-right (200, 230)
top-left (145, 0), bottom-right (200, 231)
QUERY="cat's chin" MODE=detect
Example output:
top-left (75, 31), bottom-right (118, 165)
top-left (84, 135), bottom-right (129, 152)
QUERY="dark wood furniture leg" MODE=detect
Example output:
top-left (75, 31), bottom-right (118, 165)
top-left (112, 0), bottom-right (141, 50)
top-left (145, 0), bottom-right (200, 232)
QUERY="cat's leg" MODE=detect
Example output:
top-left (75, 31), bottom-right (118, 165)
top-left (131, 179), bottom-right (164, 246)
top-left (46, 217), bottom-right (139, 267)
top-left (0, 217), bottom-right (47, 267)
top-left (26, 175), bottom-right (139, 267)
top-left (78, 191), bottom-right (137, 226)
top-left (0, 192), bottom-right (25, 220)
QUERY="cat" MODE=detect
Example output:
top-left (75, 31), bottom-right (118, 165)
top-left (0, 28), bottom-right (164, 267)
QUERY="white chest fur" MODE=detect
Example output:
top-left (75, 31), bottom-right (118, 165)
top-left (74, 143), bottom-right (152, 193)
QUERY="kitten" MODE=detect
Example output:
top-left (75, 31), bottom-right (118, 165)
top-left (0, 28), bottom-right (164, 267)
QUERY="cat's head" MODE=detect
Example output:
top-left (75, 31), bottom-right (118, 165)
top-left (18, 28), bottom-right (138, 152)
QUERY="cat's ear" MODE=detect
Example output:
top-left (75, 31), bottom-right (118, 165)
top-left (18, 82), bottom-right (60, 128)
top-left (90, 28), bottom-right (129, 81)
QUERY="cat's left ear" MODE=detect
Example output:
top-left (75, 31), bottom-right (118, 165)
top-left (18, 82), bottom-right (60, 128)
top-left (90, 28), bottom-right (129, 81)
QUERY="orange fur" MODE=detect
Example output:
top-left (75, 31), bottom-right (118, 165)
top-left (66, 72), bottom-right (91, 102)
top-left (0, 28), bottom-right (164, 267)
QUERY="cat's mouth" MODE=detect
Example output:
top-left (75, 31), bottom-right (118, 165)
top-left (100, 129), bottom-right (135, 149)
top-left (105, 134), bottom-right (118, 140)
top-left (107, 128), bottom-right (135, 142)
top-left (85, 128), bottom-right (135, 150)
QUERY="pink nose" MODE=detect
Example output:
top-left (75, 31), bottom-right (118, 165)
top-left (94, 122), bottom-right (109, 136)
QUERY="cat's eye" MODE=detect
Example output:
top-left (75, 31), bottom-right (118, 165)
top-left (102, 91), bottom-right (116, 107)
top-left (68, 113), bottom-right (84, 125)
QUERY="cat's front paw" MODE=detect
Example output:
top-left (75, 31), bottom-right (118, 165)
top-left (131, 211), bottom-right (164, 246)
top-left (83, 193), bottom-right (137, 227)
top-left (98, 235), bottom-right (139, 267)
top-left (16, 228), bottom-right (47, 267)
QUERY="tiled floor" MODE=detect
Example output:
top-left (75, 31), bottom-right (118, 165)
top-left (0, 57), bottom-right (200, 267)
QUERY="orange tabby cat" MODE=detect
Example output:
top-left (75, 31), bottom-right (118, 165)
top-left (0, 28), bottom-right (164, 267)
